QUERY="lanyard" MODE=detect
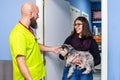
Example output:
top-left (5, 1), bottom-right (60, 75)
top-left (19, 21), bottom-right (34, 36)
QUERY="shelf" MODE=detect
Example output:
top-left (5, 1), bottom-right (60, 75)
top-left (94, 36), bottom-right (101, 43)
top-left (92, 21), bottom-right (101, 23)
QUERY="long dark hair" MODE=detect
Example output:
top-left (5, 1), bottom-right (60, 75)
top-left (70, 16), bottom-right (93, 39)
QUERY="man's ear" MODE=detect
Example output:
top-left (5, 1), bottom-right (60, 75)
top-left (32, 13), bottom-right (34, 17)
top-left (30, 12), bottom-right (34, 18)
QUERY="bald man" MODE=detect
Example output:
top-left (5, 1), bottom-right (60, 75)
top-left (9, 2), bottom-right (60, 80)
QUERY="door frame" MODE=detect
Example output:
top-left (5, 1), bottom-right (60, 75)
top-left (101, 0), bottom-right (108, 80)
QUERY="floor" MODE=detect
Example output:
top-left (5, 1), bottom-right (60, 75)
top-left (0, 60), bottom-right (12, 80)
top-left (0, 60), bottom-right (101, 80)
top-left (93, 64), bottom-right (101, 80)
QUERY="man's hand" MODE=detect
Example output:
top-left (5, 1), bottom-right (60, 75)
top-left (51, 46), bottom-right (61, 54)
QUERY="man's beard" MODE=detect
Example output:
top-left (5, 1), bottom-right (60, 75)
top-left (30, 17), bottom-right (37, 29)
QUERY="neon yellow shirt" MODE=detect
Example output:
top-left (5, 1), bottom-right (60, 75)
top-left (9, 23), bottom-right (46, 80)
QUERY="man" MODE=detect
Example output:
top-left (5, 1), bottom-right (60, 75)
top-left (9, 2), bottom-right (59, 80)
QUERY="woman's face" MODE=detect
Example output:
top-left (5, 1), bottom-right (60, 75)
top-left (74, 20), bottom-right (83, 34)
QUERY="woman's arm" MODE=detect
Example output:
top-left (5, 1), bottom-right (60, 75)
top-left (89, 39), bottom-right (101, 66)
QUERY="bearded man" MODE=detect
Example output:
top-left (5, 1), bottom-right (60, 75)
top-left (9, 2), bottom-right (60, 80)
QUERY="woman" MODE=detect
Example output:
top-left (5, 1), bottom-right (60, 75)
top-left (59, 16), bottom-right (101, 80)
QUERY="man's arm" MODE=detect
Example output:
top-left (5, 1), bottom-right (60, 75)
top-left (38, 43), bottom-right (60, 53)
top-left (16, 55), bottom-right (32, 80)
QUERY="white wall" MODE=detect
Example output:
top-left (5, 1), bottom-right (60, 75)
top-left (45, 0), bottom-right (71, 80)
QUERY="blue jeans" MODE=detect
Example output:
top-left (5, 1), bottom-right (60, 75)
top-left (62, 66), bottom-right (93, 80)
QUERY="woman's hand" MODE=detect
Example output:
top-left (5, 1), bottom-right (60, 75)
top-left (72, 58), bottom-right (82, 65)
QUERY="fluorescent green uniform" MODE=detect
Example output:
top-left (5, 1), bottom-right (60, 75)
top-left (9, 23), bottom-right (46, 80)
